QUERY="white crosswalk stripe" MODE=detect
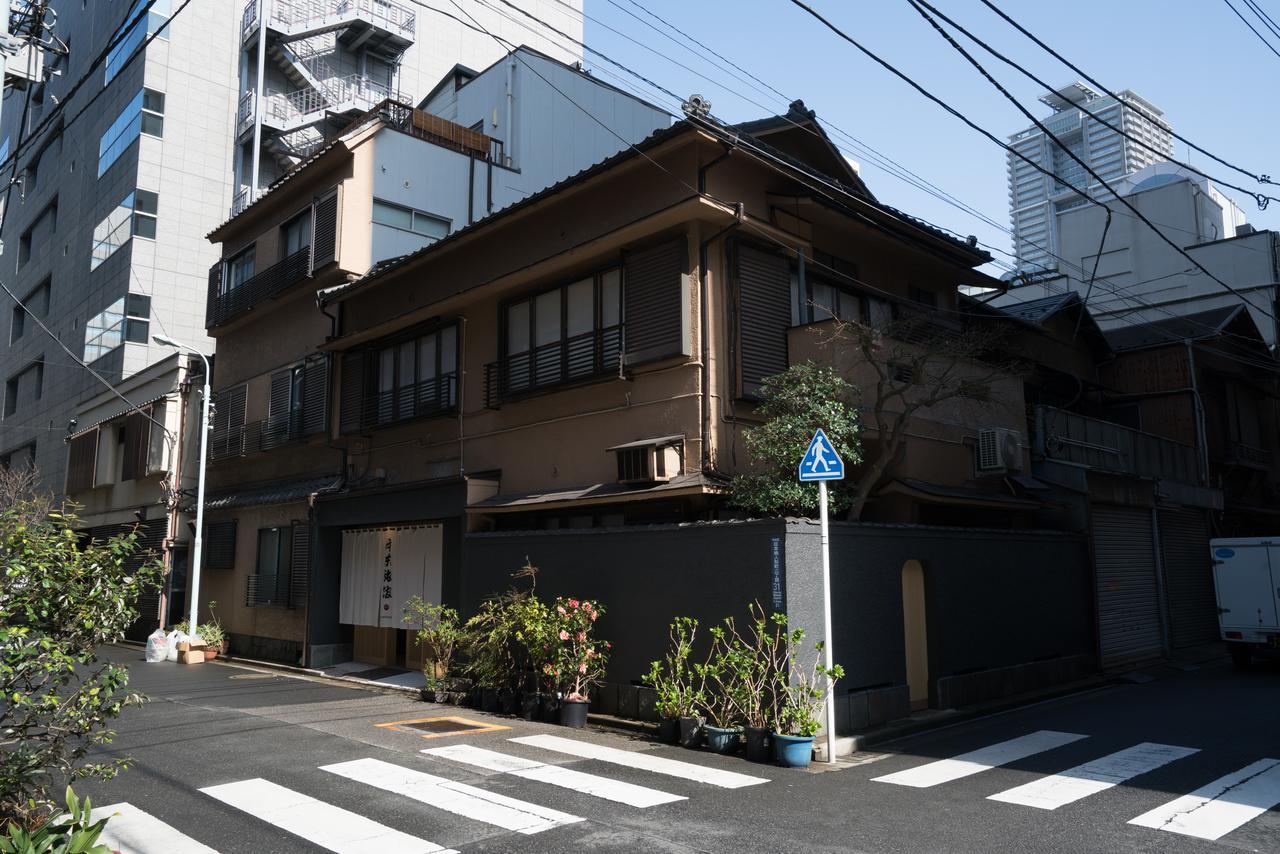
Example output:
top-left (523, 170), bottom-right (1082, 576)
top-left (988, 742), bottom-right (1199, 810)
top-left (88, 803), bottom-right (220, 854)
top-left (510, 734), bottom-right (770, 789)
top-left (424, 743), bottom-right (686, 808)
top-left (199, 777), bottom-right (455, 854)
top-left (321, 757), bottom-right (583, 834)
top-left (872, 730), bottom-right (1088, 788)
top-left (1128, 757), bottom-right (1280, 841)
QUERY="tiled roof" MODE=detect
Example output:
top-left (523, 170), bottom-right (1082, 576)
top-left (202, 473), bottom-right (344, 512)
top-left (1103, 305), bottom-right (1245, 351)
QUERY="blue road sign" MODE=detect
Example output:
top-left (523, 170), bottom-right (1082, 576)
top-left (798, 428), bottom-right (845, 481)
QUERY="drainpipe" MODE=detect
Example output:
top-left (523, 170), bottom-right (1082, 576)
top-left (1184, 339), bottom-right (1210, 486)
top-left (250, 0), bottom-right (270, 201)
top-left (696, 146), bottom-right (735, 474)
top-left (504, 54), bottom-right (515, 169)
top-left (161, 355), bottom-right (193, 631)
top-left (317, 293), bottom-right (339, 341)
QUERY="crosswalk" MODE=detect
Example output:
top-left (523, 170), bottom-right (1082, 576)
top-left (83, 729), bottom-right (1278, 851)
top-left (875, 729), bottom-right (1280, 842)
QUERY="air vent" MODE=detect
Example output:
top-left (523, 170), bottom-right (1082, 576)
top-left (609, 435), bottom-right (684, 485)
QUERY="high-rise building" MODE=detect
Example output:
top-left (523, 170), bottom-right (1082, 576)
top-left (0, 0), bottom-right (583, 491)
top-left (1008, 82), bottom-right (1172, 273)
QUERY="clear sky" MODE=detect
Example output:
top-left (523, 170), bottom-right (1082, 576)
top-left (578, 0), bottom-right (1280, 273)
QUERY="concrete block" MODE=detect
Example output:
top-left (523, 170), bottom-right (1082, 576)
top-left (617, 684), bottom-right (639, 719)
top-left (594, 683), bottom-right (619, 716)
top-left (847, 689), bottom-right (870, 731)
top-left (636, 686), bottom-right (658, 721)
top-left (867, 686), bottom-right (893, 726)
top-left (887, 685), bottom-right (910, 721)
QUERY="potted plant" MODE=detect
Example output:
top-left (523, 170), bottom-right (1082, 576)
top-left (644, 658), bottom-right (681, 743)
top-left (174, 604), bottom-right (227, 660)
top-left (769, 617), bottom-right (845, 769)
top-left (404, 596), bottom-right (464, 704)
top-left (513, 594), bottom-right (557, 720)
top-left (733, 604), bottom-right (782, 763)
top-left (551, 596), bottom-right (609, 728)
top-left (694, 624), bottom-right (748, 755)
top-left (657, 617), bottom-right (707, 748)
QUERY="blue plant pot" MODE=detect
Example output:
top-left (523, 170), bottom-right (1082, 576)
top-left (772, 732), bottom-right (814, 768)
top-left (704, 725), bottom-right (742, 755)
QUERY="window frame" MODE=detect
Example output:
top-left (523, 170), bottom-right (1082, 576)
top-left (371, 198), bottom-right (450, 239)
top-left (90, 189), bottom-right (157, 271)
top-left (280, 207), bottom-right (312, 257)
top-left (83, 293), bottom-right (150, 362)
top-left (97, 87), bottom-right (165, 178)
top-left (224, 244), bottom-right (256, 293)
top-left (368, 322), bottom-right (459, 426)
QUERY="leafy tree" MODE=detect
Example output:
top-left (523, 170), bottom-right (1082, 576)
top-left (0, 471), bottom-right (163, 831)
top-left (730, 362), bottom-right (862, 517)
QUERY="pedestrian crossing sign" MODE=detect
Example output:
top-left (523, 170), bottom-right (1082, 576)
top-left (798, 428), bottom-right (844, 481)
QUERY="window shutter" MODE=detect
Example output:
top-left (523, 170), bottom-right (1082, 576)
top-left (65, 428), bottom-right (98, 492)
top-left (204, 519), bottom-right (237, 570)
top-left (206, 260), bottom-right (222, 329)
top-left (312, 192), bottom-right (338, 269)
top-left (338, 350), bottom-right (366, 434)
top-left (622, 238), bottom-right (687, 366)
top-left (735, 242), bottom-right (791, 399)
top-left (289, 521), bottom-right (311, 609)
top-left (120, 406), bottom-right (152, 481)
top-left (146, 399), bottom-right (167, 474)
top-left (301, 354), bottom-right (329, 436)
top-left (265, 369), bottom-right (291, 448)
top-left (210, 385), bottom-right (246, 459)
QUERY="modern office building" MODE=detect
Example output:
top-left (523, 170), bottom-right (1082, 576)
top-left (1008, 82), bottom-right (1173, 273)
top-left (0, 0), bottom-right (583, 492)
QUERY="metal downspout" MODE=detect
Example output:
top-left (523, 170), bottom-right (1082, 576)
top-left (1184, 339), bottom-right (1210, 486)
top-left (250, 0), bottom-right (269, 201)
top-left (696, 145), bottom-right (735, 474)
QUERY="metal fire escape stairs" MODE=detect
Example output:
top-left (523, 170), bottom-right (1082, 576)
top-left (240, 0), bottom-right (415, 173)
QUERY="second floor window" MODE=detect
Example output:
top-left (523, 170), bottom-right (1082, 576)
top-left (501, 268), bottom-right (621, 393)
top-left (225, 245), bottom-right (255, 293)
top-left (282, 209), bottom-right (311, 256)
top-left (373, 325), bottom-right (458, 424)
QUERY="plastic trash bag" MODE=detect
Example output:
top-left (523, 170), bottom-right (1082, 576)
top-left (166, 629), bottom-right (186, 662)
top-left (145, 629), bottom-right (169, 663)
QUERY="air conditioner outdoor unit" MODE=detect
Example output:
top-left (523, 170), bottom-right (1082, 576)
top-left (610, 436), bottom-right (684, 485)
top-left (976, 427), bottom-right (1023, 474)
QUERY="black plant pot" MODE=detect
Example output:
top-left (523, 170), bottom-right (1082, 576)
top-left (678, 715), bottom-right (705, 748)
top-left (744, 726), bottom-right (771, 763)
top-left (481, 687), bottom-right (501, 713)
top-left (519, 692), bottom-right (542, 721)
top-left (539, 695), bottom-right (561, 723)
top-left (467, 685), bottom-right (482, 708)
top-left (559, 699), bottom-right (589, 728)
top-left (498, 689), bottom-right (520, 716)
top-left (657, 718), bottom-right (680, 744)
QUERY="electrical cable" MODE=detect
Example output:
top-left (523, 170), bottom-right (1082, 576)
top-left (1221, 0), bottom-right (1280, 60)
top-left (900, 0), bottom-right (1274, 324)
top-left (976, 0), bottom-right (1276, 189)
top-left (909, 0), bottom-right (1280, 210)
top-left (1242, 0), bottom-right (1280, 39)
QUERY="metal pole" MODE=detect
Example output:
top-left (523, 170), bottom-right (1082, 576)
top-left (819, 479), bottom-right (836, 764)
top-left (249, 0), bottom-right (269, 202)
top-left (187, 354), bottom-right (211, 639)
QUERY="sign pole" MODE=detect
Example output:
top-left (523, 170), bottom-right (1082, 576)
top-left (819, 479), bottom-right (836, 765)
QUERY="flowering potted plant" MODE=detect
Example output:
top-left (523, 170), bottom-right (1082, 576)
top-left (551, 597), bottom-right (609, 728)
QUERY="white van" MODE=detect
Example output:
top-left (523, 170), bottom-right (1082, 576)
top-left (1210, 538), bottom-right (1280, 668)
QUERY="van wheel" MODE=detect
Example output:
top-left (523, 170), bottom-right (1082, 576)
top-left (1229, 645), bottom-right (1253, 671)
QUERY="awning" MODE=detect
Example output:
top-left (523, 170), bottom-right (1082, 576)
top-left (69, 392), bottom-right (170, 439)
top-left (468, 472), bottom-right (723, 514)
top-left (198, 474), bottom-right (344, 512)
top-left (876, 478), bottom-right (1042, 510)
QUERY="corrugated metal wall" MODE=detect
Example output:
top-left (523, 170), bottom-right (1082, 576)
top-left (1092, 505), bottom-right (1164, 668)
top-left (1159, 507), bottom-right (1217, 648)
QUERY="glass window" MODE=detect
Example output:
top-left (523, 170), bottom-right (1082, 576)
top-left (91, 190), bottom-right (158, 270)
top-left (506, 300), bottom-right (530, 355)
top-left (372, 198), bottom-right (449, 240)
top-left (225, 246), bottom-right (255, 292)
top-left (84, 298), bottom-right (126, 362)
top-left (600, 269), bottom-right (621, 328)
top-left (282, 209), bottom-right (311, 255)
top-left (104, 0), bottom-right (171, 85)
top-left (98, 88), bottom-right (164, 177)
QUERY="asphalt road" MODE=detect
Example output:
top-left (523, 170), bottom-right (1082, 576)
top-left (74, 647), bottom-right (1280, 853)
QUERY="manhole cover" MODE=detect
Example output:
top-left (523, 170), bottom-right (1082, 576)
top-left (376, 716), bottom-right (509, 739)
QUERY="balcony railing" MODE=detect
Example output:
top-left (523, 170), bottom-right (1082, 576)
top-left (341, 100), bottom-right (496, 161)
top-left (241, 0), bottom-right (258, 40)
top-left (484, 326), bottom-right (622, 408)
top-left (270, 0), bottom-right (415, 38)
top-left (1225, 441), bottom-right (1273, 470)
top-left (236, 90), bottom-right (255, 136)
top-left (246, 573), bottom-right (289, 608)
top-left (207, 246), bottom-right (311, 329)
top-left (1036, 405), bottom-right (1200, 485)
top-left (345, 372), bottom-right (457, 434)
top-left (267, 75), bottom-right (397, 129)
top-left (231, 187), bottom-right (251, 217)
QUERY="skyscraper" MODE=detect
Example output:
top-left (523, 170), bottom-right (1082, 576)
top-left (1008, 82), bottom-right (1172, 274)
top-left (0, 0), bottom-right (582, 490)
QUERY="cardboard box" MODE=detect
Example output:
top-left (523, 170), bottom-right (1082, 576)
top-left (178, 650), bottom-right (205, 665)
top-left (177, 640), bottom-right (207, 653)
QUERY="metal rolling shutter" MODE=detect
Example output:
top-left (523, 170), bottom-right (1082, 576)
top-left (622, 239), bottom-right (686, 366)
top-left (1092, 505), bottom-right (1163, 668)
top-left (1159, 508), bottom-right (1217, 648)
top-left (735, 242), bottom-right (790, 399)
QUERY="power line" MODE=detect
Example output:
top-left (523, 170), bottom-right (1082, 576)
top-left (976, 0), bottom-right (1277, 191)
top-left (1221, 0), bottom-right (1280, 59)
top-left (903, 0), bottom-right (1274, 323)
top-left (911, 1), bottom-right (1280, 211)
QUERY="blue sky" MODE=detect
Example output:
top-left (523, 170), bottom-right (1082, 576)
top-left (582, 0), bottom-right (1280, 272)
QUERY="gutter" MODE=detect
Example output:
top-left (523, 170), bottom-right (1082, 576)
top-left (696, 143), bottom-right (736, 473)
